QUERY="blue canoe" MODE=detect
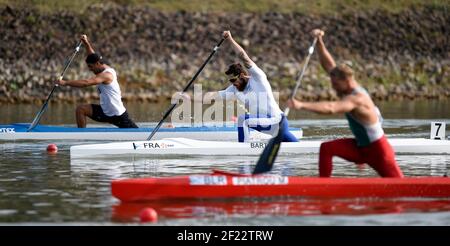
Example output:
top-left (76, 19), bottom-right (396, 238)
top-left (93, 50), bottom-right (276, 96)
top-left (0, 123), bottom-right (303, 141)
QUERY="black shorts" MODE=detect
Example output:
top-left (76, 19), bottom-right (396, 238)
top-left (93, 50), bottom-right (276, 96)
top-left (90, 104), bottom-right (138, 128)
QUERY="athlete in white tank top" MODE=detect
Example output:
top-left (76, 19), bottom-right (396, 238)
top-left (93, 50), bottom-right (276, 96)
top-left (56, 34), bottom-right (137, 128)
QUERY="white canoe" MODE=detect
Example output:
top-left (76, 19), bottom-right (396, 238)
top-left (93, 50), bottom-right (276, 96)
top-left (70, 137), bottom-right (450, 158)
top-left (0, 123), bottom-right (302, 141)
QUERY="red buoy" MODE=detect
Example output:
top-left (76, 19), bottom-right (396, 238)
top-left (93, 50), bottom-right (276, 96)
top-left (139, 208), bottom-right (158, 223)
top-left (46, 144), bottom-right (58, 153)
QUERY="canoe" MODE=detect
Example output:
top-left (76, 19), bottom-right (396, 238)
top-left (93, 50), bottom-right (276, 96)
top-left (111, 170), bottom-right (450, 202)
top-left (0, 123), bottom-right (302, 141)
top-left (71, 137), bottom-right (450, 158)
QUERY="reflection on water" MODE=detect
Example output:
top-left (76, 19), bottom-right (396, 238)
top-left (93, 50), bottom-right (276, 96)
top-left (112, 198), bottom-right (450, 223)
top-left (0, 100), bottom-right (450, 225)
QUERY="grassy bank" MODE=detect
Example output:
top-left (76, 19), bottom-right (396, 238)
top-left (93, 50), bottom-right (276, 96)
top-left (1, 0), bottom-right (447, 14)
top-left (1, 2), bottom-right (448, 103)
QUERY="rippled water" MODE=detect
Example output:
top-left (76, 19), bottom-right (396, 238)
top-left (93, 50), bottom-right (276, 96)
top-left (0, 100), bottom-right (449, 225)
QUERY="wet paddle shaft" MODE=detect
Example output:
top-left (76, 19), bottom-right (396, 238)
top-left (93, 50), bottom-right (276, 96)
top-left (284, 37), bottom-right (318, 117)
top-left (28, 41), bottom-right (83, 131)
top-left (147, 38), bottom-right (225, 140)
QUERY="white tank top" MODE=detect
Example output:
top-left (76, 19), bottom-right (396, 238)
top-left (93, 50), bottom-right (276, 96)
top-left (97, 68), bottom-right (126, 117)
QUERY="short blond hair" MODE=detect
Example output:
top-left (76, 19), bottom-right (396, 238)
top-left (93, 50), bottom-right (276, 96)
top-left (330, 64), bottom-right (353, 80)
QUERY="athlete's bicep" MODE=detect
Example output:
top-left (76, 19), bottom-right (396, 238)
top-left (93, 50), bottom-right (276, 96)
top-left (98, 72), bottom-right (113, 84)
top-left (82, 76), bottom-right (104, 86)
top-left (237, 50), bottom-right (255, 69)
top-left (242, 58), bottom-right (255, 69)
top-left (330, 97), bottom-right (358, 113)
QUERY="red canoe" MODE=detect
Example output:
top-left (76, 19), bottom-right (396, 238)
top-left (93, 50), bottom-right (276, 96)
top-left (111, 170), bottom-right (450, 202)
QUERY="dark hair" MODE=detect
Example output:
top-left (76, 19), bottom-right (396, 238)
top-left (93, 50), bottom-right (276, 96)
top-left (225, 63), bottom-right (247, 76)
top-left (330, 64), bottom-right (354, 80)
top-left (85, 53), bottom-right (103, 64)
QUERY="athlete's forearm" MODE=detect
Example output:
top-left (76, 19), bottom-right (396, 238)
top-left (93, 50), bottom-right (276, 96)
top-left (81, 36), bottom-right (95, 54)
top-left (84, 43), bottom-right (95, 55)
top-left (316, 37), bottom-right (336, 73)
top-left (65, 79), bottom-right (95, 88)
top-left (301, 101), bottom-right (336, 114)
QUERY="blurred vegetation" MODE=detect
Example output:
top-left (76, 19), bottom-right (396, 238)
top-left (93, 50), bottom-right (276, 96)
top-left (0, 0), bottom-right (447, 14)
top-left (0, 0), bottom-right (448, 102)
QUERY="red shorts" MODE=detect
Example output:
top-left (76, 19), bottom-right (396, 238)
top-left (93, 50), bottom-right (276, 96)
top-left (319, 135), bottom-right (404, 177)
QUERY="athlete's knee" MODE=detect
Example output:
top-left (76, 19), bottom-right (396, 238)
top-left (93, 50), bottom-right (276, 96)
top-left (283, 132), bottom-right (298, 142)
top-left (76, 105), bottom-right (90, 116)
top-left (75, 105), bottom-right (84, 115)
top-left (319, 141), bottom-right (333, 154)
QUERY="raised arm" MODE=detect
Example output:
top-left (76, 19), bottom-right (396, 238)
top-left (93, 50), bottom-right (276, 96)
top-left (223, 31), bottom-right (255, 69)
top-left (312, 29), bottom-right (336, 74)
top-left (80, 34), bottom-right (95, 55)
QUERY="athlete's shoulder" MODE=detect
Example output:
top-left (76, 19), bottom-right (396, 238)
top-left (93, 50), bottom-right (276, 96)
top-left (97, 70), bottom-right (114, 84)
top-left (344, 92), bottom-right (368, 107)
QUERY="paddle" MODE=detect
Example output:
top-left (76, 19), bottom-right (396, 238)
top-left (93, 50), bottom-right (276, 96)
top-left (252, 37), bottom-right (318, 175)
top-left (146, 38), bottom-right (225, 141)
top-left (252, 118), bottom-right (286, 174)
top-left (28, 41), bottom-right (83, 132)
top-left (284, 37), bottom-right (318, 117)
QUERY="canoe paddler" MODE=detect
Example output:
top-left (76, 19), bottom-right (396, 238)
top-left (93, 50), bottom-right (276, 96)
top-left (56, 35), bottom-right (138, 128)
top-left (287, 29), bottom-right (403, 178)
top-left (208, 30), bottom-right (298, 142)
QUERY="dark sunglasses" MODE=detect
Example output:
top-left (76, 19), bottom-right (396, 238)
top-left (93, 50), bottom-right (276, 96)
top-left (229, 74), bottom-right (240, 83)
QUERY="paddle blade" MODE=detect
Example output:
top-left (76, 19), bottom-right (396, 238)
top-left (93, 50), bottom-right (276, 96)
top-left (252, 120), bottom-right (285, 175)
